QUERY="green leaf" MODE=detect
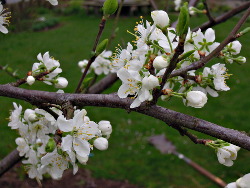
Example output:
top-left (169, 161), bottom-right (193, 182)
top-left (103, 0), bottom-right (118, 17)
top-left (96, 39), bottom-right (109, 55)
top-left (176, 2), bottom-right (190, 38)
top-left (180, 50), bottom-right (195, 60)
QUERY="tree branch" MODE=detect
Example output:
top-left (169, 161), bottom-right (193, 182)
top-left (170, 124), bottom-right (209, 145)
top-left (75, 18), bottom-right (107, 93)
top-left (0, 84), bottom-right (249, 151)
top-left (0, 149), bottom-right (21, 176)
top-left (193, 1), bottom-right (250, 32)
top-left (203, 0), bottom-right (215, 24)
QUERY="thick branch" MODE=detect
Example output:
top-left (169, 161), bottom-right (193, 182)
top-left (0, 149), bottom-right (21, 176)
top-left (0, 84), bottom-right (250, 151)
top-left (193, 1), bottom-right (250, 32)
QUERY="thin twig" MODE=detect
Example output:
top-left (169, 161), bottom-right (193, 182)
top-left (152, 36), bottom-right (186, 104)
top-left (193, 1), bottom-right (250, 32)
top-left (10, 70), bottom-right (52, 87)
top-left (75, 18), bottom-right (107, 93)
top-left (107, 0), bottom-right (124, 49)
top-left (0, 65), bottom-right (20, 80)
top-left (170, 124), bottom-right (209, 145)
top-left (203, 0), bottom-right (215, 23)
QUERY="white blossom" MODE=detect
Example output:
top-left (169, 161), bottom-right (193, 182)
top-left (8, 103), bottom-right (23, 129)
top-left (174, 0), bottom-right (182, 11)
top-left (24, 109), bottom-right (37, 122)
top-left (41, 149), bottom-right (69, 180)
top-left (217, 144), bottom-right (240, 167)
top-left (151, 10), bottom-right (170, 29)
top-left (26, 76), bottom-right (35, 85)
top-left (32, 52), bottom-right (62, 85)
top-left (226, 173), bottom-right (250, 188)
top-left (192, 28), bottom-right (220, 56)
top-left (203, 63), bottom-right (230, 91)
top-left (236, 173), bottom-right (250, 188)
top-left (185, 91), bottom-right (207, 108)
top-left (91, 51), bottom-right (112, 75)
top-left (229, 41), bottom-right (242, 55)
top-left (15, 137), bottom-right (30, 157)
top-left (153, 55), bottom-right (169, 70)
top-left (98, 121), bottom-right (112, 136)
top-left (56, 109), bottom-right (101, 161)
top-left (54, 77), bottom-right (68, 88)
top-left (93, 137), bottom-right (109, 151)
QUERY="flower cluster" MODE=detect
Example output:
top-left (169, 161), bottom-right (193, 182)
top-left (9, 103), bottom-right (112, 180)
top-left (78, 51), bottom-right (113, 75)
top-left (206, 139), bottom-right (240, 167)
top-left (27, 52), bottom-right (68, 88)
top-left (0, 2), bottom-right (11, 34)
top-left (226, 173), bottom-right (250, 188)
top-left (112, 10), bottom-right (246, 109)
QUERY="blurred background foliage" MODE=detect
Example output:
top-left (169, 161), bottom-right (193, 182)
top-left (0, 0), bottom-right (250, 187)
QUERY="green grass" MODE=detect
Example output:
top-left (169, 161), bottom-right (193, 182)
top-left (0, 11), bottom-right (250, 188)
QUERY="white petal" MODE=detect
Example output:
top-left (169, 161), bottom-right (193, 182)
top-left (130, 97), bottom-right (141, 108)
top-left (56, 115), bottom-right (73, 132)
top-left (73, 138), bottom-right (90, 157)
top-left (118, 84), bottom-right (130, 98)
top-left (205, 28), bottom-right (215, 42)
top-left (61, 135), bottom-right (73, 151)
top-left (0, 25), bottom-right (8, 34)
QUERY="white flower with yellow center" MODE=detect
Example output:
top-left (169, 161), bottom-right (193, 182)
top-left (56, 109), bottom-right (101, 162)
top-left (203, 63), bottom-right (230, 91)
top-left (41, 149), bottom-right (69, 180)
top-left (32, 52), bottom-right (63, 85)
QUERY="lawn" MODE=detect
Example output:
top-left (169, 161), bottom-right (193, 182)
top-left (0, 7), bottom-right (250, 188)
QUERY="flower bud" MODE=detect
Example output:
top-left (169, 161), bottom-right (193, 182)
top-left (55, 77), bottom-right (68, 88)
top-left (45, 138), bottom-right (56, 152)
top-left (24, 109), bottom-right (37, 122)
top-left (96, 39), bottom-right (109, 56)
top-left (153, 56), bottom-right (169, 70)
top-left (98, 121), bottom-right (112, 136)
top-left (236, 173), bottom-right (250, 188)
top-left (103, 0), bottom-right (118, 17)
top-left (78, 60), bottom-right (88, 69)
top-left (186, 91), bottom-right (207, 108)
top-left (151, 10), bottom-right (170, 29)
top-left (230, 41), bottom-right (242, 55)
top-left (235, 56), bottom-right (246, 64)
top-left (142, 75), bottom-right (160, 90)
top-left (176, 3), bottom-right (190, 37)
top-left (27, 76), bottom-right (35, 85)
top-left (93, 137), bottom-right (109, 151)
